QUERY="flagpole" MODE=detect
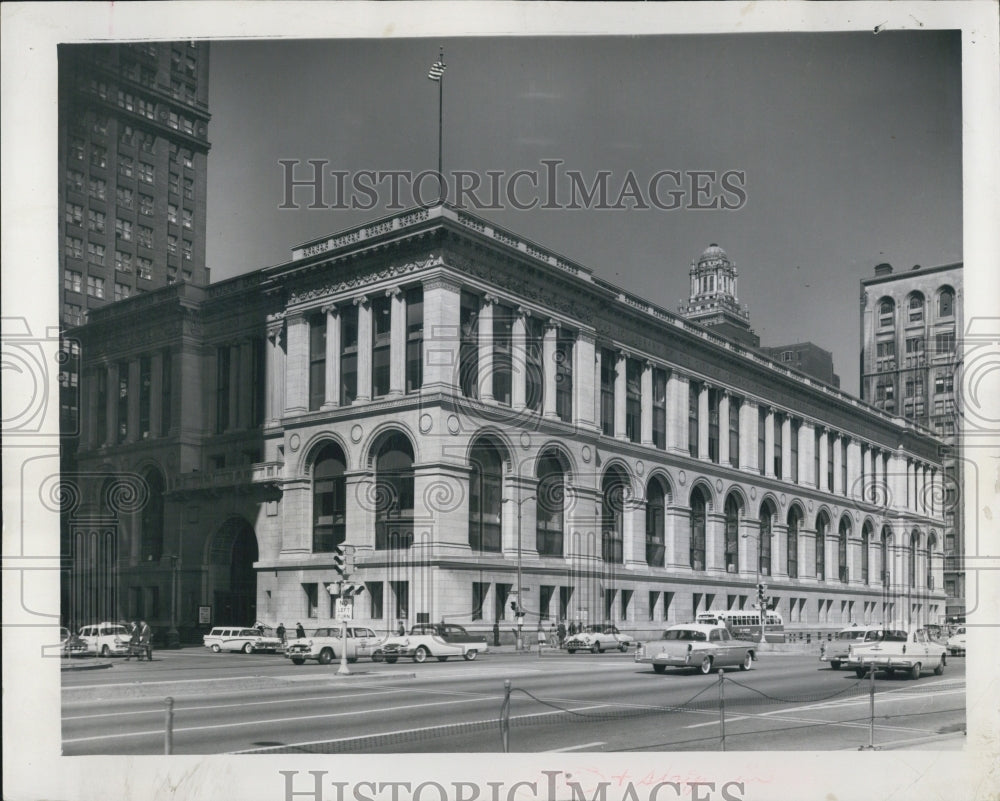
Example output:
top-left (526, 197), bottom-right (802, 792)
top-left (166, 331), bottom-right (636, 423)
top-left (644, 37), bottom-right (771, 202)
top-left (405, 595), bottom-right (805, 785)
top-left (437, 47), bottom-right (444, 203)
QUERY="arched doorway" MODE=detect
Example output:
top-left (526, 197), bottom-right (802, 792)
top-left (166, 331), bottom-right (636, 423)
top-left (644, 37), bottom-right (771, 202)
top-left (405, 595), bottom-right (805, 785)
top-left (208, 517), bottom-right (259, 626)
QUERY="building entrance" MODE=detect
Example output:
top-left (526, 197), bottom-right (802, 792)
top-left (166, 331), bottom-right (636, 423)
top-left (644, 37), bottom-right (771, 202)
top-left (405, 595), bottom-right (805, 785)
top-left (208, 517), bottom-right (259, 626)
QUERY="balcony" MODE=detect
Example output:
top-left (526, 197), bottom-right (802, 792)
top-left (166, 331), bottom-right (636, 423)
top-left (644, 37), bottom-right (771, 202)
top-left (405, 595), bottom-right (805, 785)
top-left (169, 461), bottom-right (283, 496)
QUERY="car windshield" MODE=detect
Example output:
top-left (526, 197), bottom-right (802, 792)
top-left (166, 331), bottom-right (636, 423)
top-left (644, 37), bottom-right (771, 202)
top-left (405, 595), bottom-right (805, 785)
top-left (661, 629), bottom-right (708, 641)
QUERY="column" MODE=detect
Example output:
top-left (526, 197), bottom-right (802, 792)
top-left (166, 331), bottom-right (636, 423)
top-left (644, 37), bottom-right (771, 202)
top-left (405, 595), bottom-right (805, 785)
top-left (614, 350), bottom-right (627, 439)
top-left (739, 398), bottom-right (758, 471)
top-left (799, 421), bottom-right (815, 487)
top-left (542, 319), bottom-right (559, 418)
top-left (931, 468), bottom-right (939, 518)
top-left (830, 433), bottom-right (841, 495)
top-left (354, 296), bottom-right (372, 403)
top-left (265, 320), bottom-right (283, 422)
top-left (764, 407), bottom-right (775, 477)
top-left (573, 330), bottom-right (596, 428)
top-left (705, 511), bottom-right (725, 572)
top-left (511, 309), bottom-right (528, 410)
top-left (421, 277), bottom-right (461, 392)
top-left (818, 428), bottom-right (829, 492)
top-left (149, 351), bottom-right (163, 439)
top-left (871, 449), bottom-right (882, 505)
top-left (477, 295), bottom-right (495, 402)
top-left (919, 464), bottom-right (929, 515)
top-left (105, 363), bottom-right (117, 446)
top-left (781, 416), bottom-right (792, 482)
top-left (665, 367), bottom-right (681, 450)
top-left (697, 382), bottom-right (710, 459)
top-left (666, 371), bottom-right (689, 454)
top-left (228, 341), bottom-right (241, 425)
top-left (322, 304), bottom-right (340, 408)
top-left (284, 314), bottom-right (309, 414)
top-left (623, 497), bottom-right (646, 568)
top-left (718, 391), bottom-right (731, 465)
top-left (388, 288), bottom-right (406, 396)
top-left (846, 438), bottom-right (861, 502)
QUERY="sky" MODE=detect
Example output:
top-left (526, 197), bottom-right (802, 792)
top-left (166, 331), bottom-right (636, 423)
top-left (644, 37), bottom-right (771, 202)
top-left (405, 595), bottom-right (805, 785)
top-left (205, 32), bottom-right (962, 397)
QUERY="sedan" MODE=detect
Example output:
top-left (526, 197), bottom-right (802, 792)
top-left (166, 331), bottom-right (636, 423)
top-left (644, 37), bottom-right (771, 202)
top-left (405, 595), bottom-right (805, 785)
top-left (635, 624), bottom-right (756, 674)
top-left (564, 624), bottom-right (634, 654)
top-left (946, 627), bottom-right (966, 656)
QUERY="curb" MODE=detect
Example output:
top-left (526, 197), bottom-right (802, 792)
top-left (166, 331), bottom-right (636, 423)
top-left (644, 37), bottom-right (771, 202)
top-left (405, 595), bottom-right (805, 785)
top-left (60, 659), bottom-right (114, 671)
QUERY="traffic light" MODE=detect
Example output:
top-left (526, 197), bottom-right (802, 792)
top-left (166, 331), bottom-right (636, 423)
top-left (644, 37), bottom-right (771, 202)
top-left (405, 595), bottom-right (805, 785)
top-left (342, 583), bottom-right (366, 598)
top-left (756, 583), bottom-right (767, 603)
top-left (510, 600), bottom-right (518, 614)
top-left (332, 546), bottom-right (346, 578)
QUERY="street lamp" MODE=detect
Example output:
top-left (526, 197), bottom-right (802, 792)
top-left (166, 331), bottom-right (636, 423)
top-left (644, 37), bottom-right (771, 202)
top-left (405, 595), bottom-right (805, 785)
top-left (501, 493), bottom-right (535, 651)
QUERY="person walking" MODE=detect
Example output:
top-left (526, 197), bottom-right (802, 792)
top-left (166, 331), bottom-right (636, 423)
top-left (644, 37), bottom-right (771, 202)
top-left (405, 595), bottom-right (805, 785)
top-left (139, 620), bottom-right (152, 661)
top-left (125, 621), bottom-right (140, 661)
top-left (492, 620), bottom-right (501, 647)
top-left (295, 622), bottom-right (306, 640)
top-left (277, 622), bottom-right (286, 647)
top-left (557, 620), bottom-right (567, 646)
top-left (396, 620), bottom-right (406, 636)
top-left (536, 623), bottom-right (546, 655)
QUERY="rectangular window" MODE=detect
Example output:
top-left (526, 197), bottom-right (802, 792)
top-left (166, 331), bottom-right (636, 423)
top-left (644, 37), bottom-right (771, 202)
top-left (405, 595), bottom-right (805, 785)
top-left (114, 282), bottom-right (131, 301)
top-left (773, 413), bottom-right (783, 477)
top-left (119, 156), bottom-right (134, 179)
top-left (69, 136), bottom-right (85, 161)
top-left (65, 203), bottom-right (83, 226)
top-left (405, 286), bottom-right (423, 393)
top-left (138, 356), bottom-right (151, 438)
top-left (309, 313), bottom-right (326, 411)
top-left (935, 332), bottom-right (955, 354)
top-left (369, 582), bottom-right (384, 621)
top-left (183, 177), bottom-right (194, 200)
top-left (559, 586), bottom-right (574, 621)
top-left (137, 258), bottom-right (153, 280)
top-left (304, 584), bottom-right (318, 619)
top-left (63, 269), bottom-right (82, 293)
top-left (114, 250), bottom-right (132, 273)
top-left (182, 209), bottom-right (193, 229)
top-left (625, 358), bottom-right (641, 443)
top-left (827, 434), bottom-right (835, 491)
top-left (758, 407), bottom-right (767, 474)
top-left (728, 396), bottom-right (740, 467)
top-left (139, 194), bottom-right (154, 216)
top-left (391, 580), bottom-right (409, 621)
top-left (115, 218), bottom-right (132, 241)
top-left (87, 242), bottom-right (105, 266)
top-left (472, 582), bottom-right (488, 621)
top-left (65, 236), bottom-right (84, 259)
top-left (167, 235), bottom-right (178, 255)
top-left (216, 346), bottom-right (230, 433)
top-left (538, 585), bottom-right (554, 621)
top-left (814, 429), bottom-right (822, 488)
top-left (63, 303), bottom-right (84, 327)
top-left (167, 204), bottom-right (178, 224)
top-left (161, 349), bottom-right (172, 435)
top-left (116, 186), bottom-right (134, 209)
top-left (688, 381), bottom-right (699, 457)
top-left (371, 294), bottom-right (392, 397)
top-left (137, 226), bottom-right (153, 249)
top-left (182, 240), bottom-right (192, 261)
top-left (88, 177), bottom-right (106, 200)
top-left (459, 291), bottom-right (479, 398)
top-left (652, 367), bottom-right (667, 449)
top-left (492, 304), bottom-right (514, 405)
top-left (86, 275), bottom-right (105, 299)
top-left (790, 420), bottom-right (799, 482)
top-left (87, 209), bottom-right (105, 233)
top-left (601, 348), bottom-right (616, 436)
top-left (169, 172), bottom-right (179, 195)
top-left (90, 146), bottom-right (107, 169)
top-left (66, 169), bottom-right (85, 193)
top-left (841, 438), bottom-right (848, 495)
top-left (524, 317), bottom-right (544, 412)
top-left (620, 589), bottom-right (632, 622)
top-left (117, 360), bottom-right (129, 442)
top-left (139, 163), bottom-right (155, 184)
top-left (340, 303), bottom-right (358, 405)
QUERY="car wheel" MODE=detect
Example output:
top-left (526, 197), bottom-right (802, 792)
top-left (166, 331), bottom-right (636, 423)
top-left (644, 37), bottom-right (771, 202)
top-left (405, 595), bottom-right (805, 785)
top-left (372, 651), bottom-right (383, 662)
top-left (413, 646), bottom-right (429, 663)
top-left (855, 668), bottom-right (867, 679)
top-left (934, 656), bottom-right (945, 676)
top-left (347, 657), bottom-right (358, 664)
top-left (699, 656), bottom-right (713, 675)
top-left (437, 656), bottom-right (449, 662)
top-left (318, 648), bottom-right (333, 665)
top-left (464, 649), bottom-right (478, 661)
top-left (909, 663), bottom-right (921, 680)
top-left (567, 648), bottom-right (576, 654)
top-left (830, 660), bottom-right (841, 670)
top-left (653, 664), bottom-right (667, 674)
top-left (619, 643), bottom-right (628, 653)
top-left (101, 645), bottom-right (110, 657)
top-left (385, 656), bottom-right (398, 664)
top-left (739, 652), bottom-right (753, 671)
top-left (211, 644), bottom-right (221, 653)
top-left (243, 643), bottom-right (254, 654)
top-left (291, 657), bottom-right (305, 665)
top-left (591, 643), bottom-right (601, 654)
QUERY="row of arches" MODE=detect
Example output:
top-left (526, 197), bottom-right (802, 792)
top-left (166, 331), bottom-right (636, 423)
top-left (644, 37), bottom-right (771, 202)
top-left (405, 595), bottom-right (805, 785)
top-left (877, 286), bottom-right (955, 326)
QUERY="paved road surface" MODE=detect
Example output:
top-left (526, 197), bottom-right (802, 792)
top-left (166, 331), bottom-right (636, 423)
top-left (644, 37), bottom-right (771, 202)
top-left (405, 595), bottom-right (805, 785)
top-left (62, 649), bottom-right (965, 755)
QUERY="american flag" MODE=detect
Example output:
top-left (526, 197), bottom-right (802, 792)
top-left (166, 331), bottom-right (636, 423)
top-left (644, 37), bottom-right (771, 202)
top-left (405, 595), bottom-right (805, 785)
top-left (427, 60), bottom-right (446, 82)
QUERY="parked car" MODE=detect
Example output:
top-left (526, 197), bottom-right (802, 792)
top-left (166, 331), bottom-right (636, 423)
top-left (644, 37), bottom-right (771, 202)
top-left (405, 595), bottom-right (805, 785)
top-left (78, 622), bottom-right (131, 657)
top-left (372, 623), bottom-right (488, 663)
top-left (60, 627), bottom-right (87, 658)
top-left (203, 626), bottom-right (283, 654)
top-left (285, 626), bottom-right (384, 664)
top-left (819, 625), bottom-right (885, 670)
top-left (946, 626), bottom-right (966, 656)
top-left (564, 624), bottom-right (634, 654)
top-left (846, 628), bottom-right (947, 679)
top-left (635, 623), bottom-right (756, 674)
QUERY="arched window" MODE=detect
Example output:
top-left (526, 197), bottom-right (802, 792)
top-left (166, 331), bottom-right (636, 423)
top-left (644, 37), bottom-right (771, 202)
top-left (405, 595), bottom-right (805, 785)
top-left (908, 292), bottom-right (924, 323)
top-left (645, 478), bottom-right (666, 567)
top-left (838, 518), bottom-right (850, 583)
top-left (909, 530), bottom-right (919, 587)
top-left (926, 532), bottom-right (937, 590)
top-left (689, 487), bottom-right (707, 570)
top-left (724, 495), bottom-right (740, 573)
top-left (938, 287), bottom-right (954, 318)
top-left (878, 297), bottom-right (895, 328)
top-left (786, 507), bottom-right (801, 578)
top-left (815, 512), bottom-right (828, 580)
top-left (880, 527), bottom-right (891, 585)
top-left (140, 469), bottom-right (165, 562)
top-left (759, 501), bottom-right (774, 576)
top-left (313, 442), bottom-right (347, 552)
top-left (536, 455), bottom-right (565, 557)
top-left (861, 523), bottom-right (872, 585)
top-left (601, 469), bottom-right (627, 564)
top-left (374, 432), bottom-right (414, 550)
top-left (468, 440), bottom-right (503, 552)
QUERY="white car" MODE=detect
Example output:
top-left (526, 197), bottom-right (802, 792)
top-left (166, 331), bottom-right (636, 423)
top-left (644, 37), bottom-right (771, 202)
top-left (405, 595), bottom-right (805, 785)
top-left (372, 623), bottom-right (489, 663)
top-left (564, 624), bottom-right (634, 654)
top-left (285, 626), bottom-right (384, 664)
top-left (78, 622), bottom-right (131, 657)
top-left (946, 627), bottom-right (966, 656)
top-left (819, 626), bottom-right (885, 670)
top-left (635, 624), bottom-right (756, 674)
top-left (847, 628), bottom-right (947, 679)
top-left (203, 626), bottom-right (283, 654)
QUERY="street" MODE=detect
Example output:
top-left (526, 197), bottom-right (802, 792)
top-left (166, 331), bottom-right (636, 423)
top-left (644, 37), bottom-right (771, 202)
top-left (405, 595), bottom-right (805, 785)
top-left (61, 648), bottom-right (966, 755)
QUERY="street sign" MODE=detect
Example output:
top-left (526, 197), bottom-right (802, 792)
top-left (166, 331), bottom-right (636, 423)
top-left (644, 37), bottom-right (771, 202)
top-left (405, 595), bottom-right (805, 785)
top-left (335, 599), bottom-right (354, 620)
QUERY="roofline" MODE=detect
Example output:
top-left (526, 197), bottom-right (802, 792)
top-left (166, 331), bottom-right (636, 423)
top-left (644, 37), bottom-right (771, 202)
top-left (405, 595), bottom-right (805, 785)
top-left (861, 261), bottom-right (963, 287)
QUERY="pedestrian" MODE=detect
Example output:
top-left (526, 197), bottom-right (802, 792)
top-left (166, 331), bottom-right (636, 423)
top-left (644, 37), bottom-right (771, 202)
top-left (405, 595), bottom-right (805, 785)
top-left (537, 624), bottom-right (546, 653)
top-left (277, 622), bottom-right (286, 646)
top-left (557, 620), bottom-right (566, 645)
top-left (295, 622), bottom-right (305, 640)
top-left (492, 620), bottom-right (501, 647)
top-left (139, 620), bottom-right (152, 661)
top-left (548, 623), bottom-right (558, 648)
top-left (125, 621), bottom-right (139, 661)
top-left (396, 620), bottom-right (406, 636)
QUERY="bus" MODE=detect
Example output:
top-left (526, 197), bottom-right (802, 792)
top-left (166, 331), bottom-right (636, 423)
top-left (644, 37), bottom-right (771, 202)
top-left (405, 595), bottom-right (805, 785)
top-left (696, 610), bottom-right (786, 643)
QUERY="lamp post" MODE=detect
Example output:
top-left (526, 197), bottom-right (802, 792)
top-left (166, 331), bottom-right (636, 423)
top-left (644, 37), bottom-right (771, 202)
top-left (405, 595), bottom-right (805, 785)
top-left (502, 493), bottom-right (535, 651)
top-left (741, 529), bottom-right (765, 644)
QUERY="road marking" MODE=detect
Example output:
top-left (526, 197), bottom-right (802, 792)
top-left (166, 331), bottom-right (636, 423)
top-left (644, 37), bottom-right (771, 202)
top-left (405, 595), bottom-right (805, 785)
top-left (545, 741), bottom-right (606, 752)
top-left (63, 695), bottom-right (501, 743)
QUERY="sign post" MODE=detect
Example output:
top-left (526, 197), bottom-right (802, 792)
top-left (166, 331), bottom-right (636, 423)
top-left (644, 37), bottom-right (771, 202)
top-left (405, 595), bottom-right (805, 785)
top-left (336, 598), bottom-right (353, 676)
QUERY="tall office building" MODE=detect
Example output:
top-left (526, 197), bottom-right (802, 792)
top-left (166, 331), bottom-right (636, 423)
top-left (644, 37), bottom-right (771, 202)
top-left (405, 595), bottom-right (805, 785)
top-left (860, 261), bottom-right (963, 619)
top-left (58, 41), bottom-right (211, 434)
